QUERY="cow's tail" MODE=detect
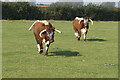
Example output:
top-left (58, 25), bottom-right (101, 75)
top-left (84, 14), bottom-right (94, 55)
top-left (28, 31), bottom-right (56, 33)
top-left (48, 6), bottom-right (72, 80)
top-left (28, 20), bottom-right (39, 31)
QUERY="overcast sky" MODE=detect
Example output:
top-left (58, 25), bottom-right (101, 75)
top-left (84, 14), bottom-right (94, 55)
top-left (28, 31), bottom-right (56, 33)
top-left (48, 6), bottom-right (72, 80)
top-left (1, 0), bottom-right (120, 2)
top-left (83, 0), bottom-right (119, 2)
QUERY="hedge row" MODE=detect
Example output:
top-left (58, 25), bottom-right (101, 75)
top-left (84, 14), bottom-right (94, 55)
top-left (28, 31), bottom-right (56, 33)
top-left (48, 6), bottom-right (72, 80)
top-left (2, 2), bottom-right (120, 21)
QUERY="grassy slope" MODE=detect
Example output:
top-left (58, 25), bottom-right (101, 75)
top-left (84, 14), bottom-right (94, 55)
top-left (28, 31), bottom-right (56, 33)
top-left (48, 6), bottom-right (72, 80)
top-left (2, 20), bottom-right (118, 78)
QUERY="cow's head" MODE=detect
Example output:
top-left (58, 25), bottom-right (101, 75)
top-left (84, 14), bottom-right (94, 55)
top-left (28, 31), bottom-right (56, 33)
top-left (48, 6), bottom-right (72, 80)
top-left (79, 17), bottom-right (93, 27)
top-left (46, 27), bottom-right (55, 43)
top-left (83, 17), bottom-right (93, 27)
top-left (40, 27), bottom-right (61, 44)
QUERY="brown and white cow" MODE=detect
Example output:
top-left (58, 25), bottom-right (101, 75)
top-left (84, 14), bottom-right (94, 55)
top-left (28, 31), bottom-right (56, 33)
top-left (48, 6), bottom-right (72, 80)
top-left (73, 17), bottom-right (93, 42)
top-left (29, 20), bottom-right (61, 56)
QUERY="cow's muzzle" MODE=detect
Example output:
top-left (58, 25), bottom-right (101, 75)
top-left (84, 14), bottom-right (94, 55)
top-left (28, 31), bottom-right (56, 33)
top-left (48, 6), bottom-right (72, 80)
top-left (84, 24), bottom-right (88, 27)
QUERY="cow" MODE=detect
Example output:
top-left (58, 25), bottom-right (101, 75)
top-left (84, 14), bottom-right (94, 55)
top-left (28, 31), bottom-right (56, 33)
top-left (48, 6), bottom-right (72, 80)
top-left (28, 20), bottom-right (62, 56)
top-left (73, 17), bottom-right (93, 42)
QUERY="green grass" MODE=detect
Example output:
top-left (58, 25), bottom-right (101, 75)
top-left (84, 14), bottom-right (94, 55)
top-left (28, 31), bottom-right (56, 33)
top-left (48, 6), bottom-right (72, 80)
top-left (2, 20), bottom-right (118, 78)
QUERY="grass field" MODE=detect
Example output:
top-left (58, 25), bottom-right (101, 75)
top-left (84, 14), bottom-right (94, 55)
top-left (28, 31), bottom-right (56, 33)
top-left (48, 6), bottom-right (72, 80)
top-left (2, 20), bottom-right (118, 78)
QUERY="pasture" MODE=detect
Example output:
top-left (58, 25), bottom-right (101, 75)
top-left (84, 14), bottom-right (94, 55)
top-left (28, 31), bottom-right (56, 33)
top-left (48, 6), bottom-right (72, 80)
top-left (2, 20), bottom-right (118, 78)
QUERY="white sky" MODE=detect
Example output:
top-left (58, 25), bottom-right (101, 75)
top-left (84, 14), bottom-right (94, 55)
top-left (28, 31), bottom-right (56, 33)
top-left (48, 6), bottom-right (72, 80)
top-left (83, 0), bottom-right (119, 2)
top-left (1, 0), bottom-right (120, 2)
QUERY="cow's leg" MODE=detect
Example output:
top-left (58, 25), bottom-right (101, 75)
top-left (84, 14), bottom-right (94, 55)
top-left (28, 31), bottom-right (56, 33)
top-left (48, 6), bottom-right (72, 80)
top-left (34, 33), bottom-right (40, 44)
top-left (73, 27), bottom-right (80, 41)
top-left (74, 31), bottom-right (80, 41)
top-left (78, 31), bottom-right (81, 41)
top-left (44, 40), bottom-right (50, 56)
top-left (37, 40), bottom-right (43, 54)
top-left (84, 29), bottom-right (88, 42)
top-left (84, 33), bottom-right (86, 42)
top-left (37, 36), bottom-right (43, 54)
top-left (39, 42), bottom-right (43, 54)
top-left (34, 33), bottom-right (43, 54)
top-left (37, 44), bottom-right (41, 53)
top-left (45, 44), bottom-right (49, 56)
top-left (42, 38), bottom-right (50, 56)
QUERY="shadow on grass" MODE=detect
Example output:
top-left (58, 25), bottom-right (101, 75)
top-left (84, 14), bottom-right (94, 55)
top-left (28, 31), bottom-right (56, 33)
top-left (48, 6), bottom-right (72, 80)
top-left (87, 38), bottom-right (107, 41)
top-left (49, 51), bottom-right (82, 57)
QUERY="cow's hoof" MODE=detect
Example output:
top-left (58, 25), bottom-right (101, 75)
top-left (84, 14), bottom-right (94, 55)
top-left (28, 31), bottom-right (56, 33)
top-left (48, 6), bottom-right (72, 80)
top-left (78, 38), bottom-right (80, 41)
top-left (39, 50), bottom-right (43, 54)
top-left (84, 39), bottom-right (86, 42)
top-left (76, 37), bottom-right (80, 41)
top-left (45, 53), bottom-right (48, 56)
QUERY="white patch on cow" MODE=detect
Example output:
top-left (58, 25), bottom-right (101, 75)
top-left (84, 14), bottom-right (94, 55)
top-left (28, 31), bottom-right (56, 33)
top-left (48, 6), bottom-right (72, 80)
top-left (45, 41), bottom-right (49, 46)
top-left (46, 46), bottom-right (49, 51)
top-left (84, 34), bottom-right (86, 39)
top-left (75, 17), bottom-right (84, 21)
top-left (75, 32), bottom-right (79, 37)
top-left (32, 20), bottom-right (49, 26)
top-left (49, 32), bottom-right (53, 36)
top-left (37, 20), bottom-right (40, 22)
top-left (42, 39), bottom-right (46, 44)
top-left (78, 21), bottom-right (81, 24)
top-left (39, 20), bottom-right (49, 25)
top-left (81, 28), bottom-right (87, 34)
top-left (75, 17), bottom-right (84, 24)
top-left (84, 19), bottom-right (89, 24)
top-left (42, 39), bottom-right (49, 46)
top-left (37, 44), bottom-right (40, 52)
top-left (47, 32), bottom-right (53, 40)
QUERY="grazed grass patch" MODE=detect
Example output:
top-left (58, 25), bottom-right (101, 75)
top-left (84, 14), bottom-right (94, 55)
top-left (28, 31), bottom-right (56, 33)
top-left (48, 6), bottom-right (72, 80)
top-left (2, 20), bottom-right (118, 78)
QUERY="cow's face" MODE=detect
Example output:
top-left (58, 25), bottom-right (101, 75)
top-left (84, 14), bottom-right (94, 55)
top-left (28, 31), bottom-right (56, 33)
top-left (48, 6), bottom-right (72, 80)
top-left (40, 26), bottom-right (61, 44)
top-left (84, 17), bottom-right (89, 27)
top-left (83, 17), bottom-right (93, 26)
top-left (47, 27), bottom-right (55, 43)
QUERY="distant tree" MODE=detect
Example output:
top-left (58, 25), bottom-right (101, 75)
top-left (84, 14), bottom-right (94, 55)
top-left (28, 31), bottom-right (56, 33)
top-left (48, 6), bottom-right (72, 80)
top-left (0, 1), bottom-right (1, 20)
top-left (2, 2), bottom-right (119, 21)
top-left (118, 1), bottom-right (120, 8)
top-left (101, 2), bottom-right (115, 7)
top-left (58, 0), bottom-right (83, 6)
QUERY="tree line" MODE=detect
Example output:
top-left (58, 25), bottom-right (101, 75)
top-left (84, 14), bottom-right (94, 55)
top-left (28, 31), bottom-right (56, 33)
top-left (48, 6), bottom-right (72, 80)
top-left (2, 2), bottom-right (120, 21)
